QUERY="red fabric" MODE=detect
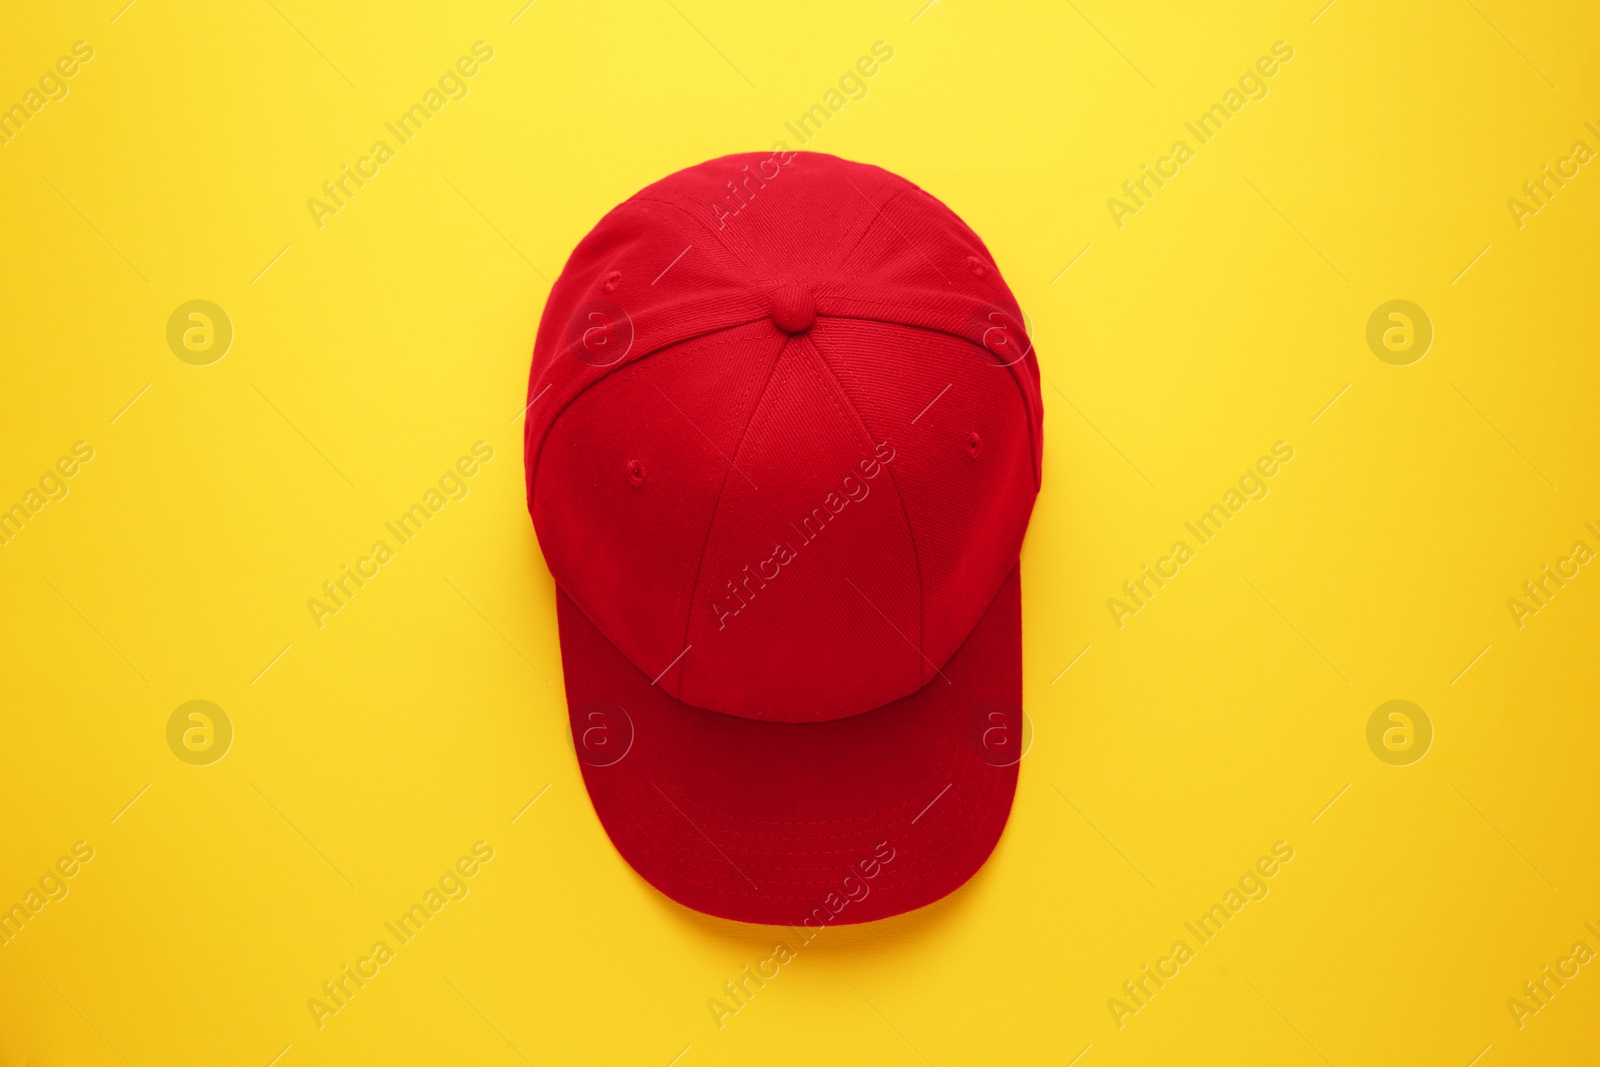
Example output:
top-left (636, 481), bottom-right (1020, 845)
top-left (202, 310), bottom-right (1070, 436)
top-left (525, 152), bottom-right (1041, 922)
top-left (559, 565), bottom-right (1024, 925)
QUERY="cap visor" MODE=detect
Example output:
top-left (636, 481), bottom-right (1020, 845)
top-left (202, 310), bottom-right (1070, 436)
top-left (555, 564), bottom-right (1024, 925)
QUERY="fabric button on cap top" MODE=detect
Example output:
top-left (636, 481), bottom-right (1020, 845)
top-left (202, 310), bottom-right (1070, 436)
top-left (768, 281), bottom-right (815, 333)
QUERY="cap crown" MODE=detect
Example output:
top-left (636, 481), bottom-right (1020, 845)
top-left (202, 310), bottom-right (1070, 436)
top-left (526, 152), bottom-right (1041, 722)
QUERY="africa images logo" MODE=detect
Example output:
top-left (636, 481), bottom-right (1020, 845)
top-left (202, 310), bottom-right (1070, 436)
top-left (305, 842), bottom-right (495, 1030)
top-left (1106, 40), bottom-right (1295, 229)
top-left (1107, 841), bottom-right (1296, 1029)
top-left (0, 40), bottom-right (94, 149)
top-left (305, 42), bottom-right (495, 230)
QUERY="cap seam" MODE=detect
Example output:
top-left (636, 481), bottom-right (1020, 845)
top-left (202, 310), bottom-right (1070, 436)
top-left (821, 182), bottom-right (1044, 489)
top-left (526, 186), bottom-right (760, 503)
top-left (530, 313), bottom-right (771, 532)
top-left (540, 327), bottom-right (781, 682)
top-left (673, 335), bottom-right (793, 697)
top-left (798, 331), bottom-right (930, 688)
top-left (813, 304), bottom-right (1043, 491)
top-left (629, 191), bottom-right (769, 277)
top-left (639, 159), bottom-right (911, 289)
top-left (817, 178), bottom-right (920, 287)
top-left (822, 180), bottom-right (949, 294)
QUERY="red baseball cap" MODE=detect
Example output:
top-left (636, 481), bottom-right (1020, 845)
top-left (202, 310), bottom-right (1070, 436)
top-left (524, 151), bottom-right (1042, 925)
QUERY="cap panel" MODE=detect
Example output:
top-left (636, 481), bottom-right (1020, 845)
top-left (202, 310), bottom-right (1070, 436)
top-left (808, 319), bottom-right (1037, 680)
top-left (534, 321), bottom-right (788, 687)
top-left (818, 182), bottom-right (1045, 489)
top-left (677, 334), bottom-right (924, 722)
top-left (524, 192), bottom-right (770, 509)
top-left (637, 151), bottom-right (908, 281)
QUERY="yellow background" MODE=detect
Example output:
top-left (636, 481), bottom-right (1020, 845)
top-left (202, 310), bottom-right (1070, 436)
top-left (2, 0), bottom-right (1598, 1063)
